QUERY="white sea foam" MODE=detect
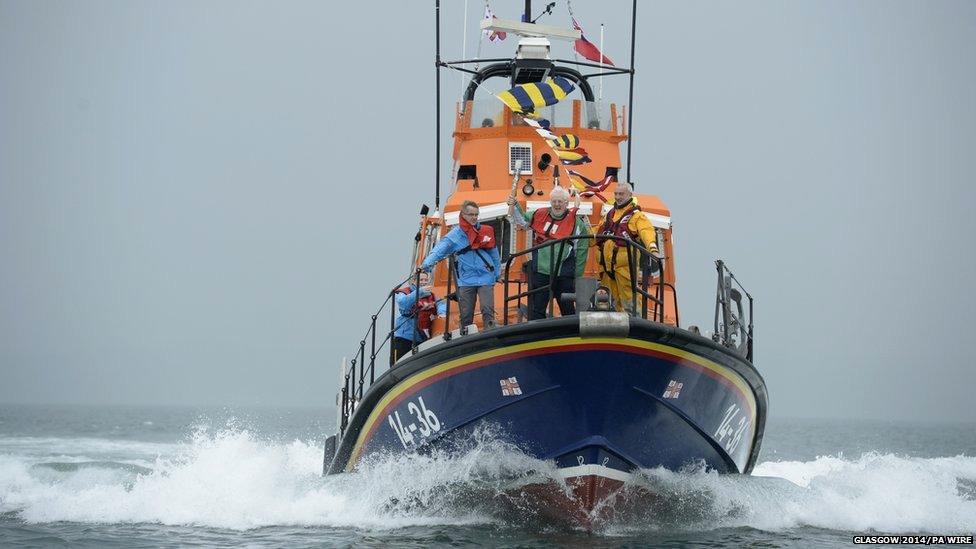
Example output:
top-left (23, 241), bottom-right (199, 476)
top-left (749, 453), bottom-right (976, 532)
top-left (1, 430), bottom-right (974, 533)
top-left (608, 453), bottom-right (976, 534)
top-left (0, 429), bottom-right (520, 530)
top-left (0, 436), bottom-right (178, 458)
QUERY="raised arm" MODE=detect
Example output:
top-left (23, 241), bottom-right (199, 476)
top-left (507, 194), bottom-right (532, 228)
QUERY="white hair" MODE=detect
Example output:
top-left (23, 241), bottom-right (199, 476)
top-left (549, 186), bottom-right (570, 201)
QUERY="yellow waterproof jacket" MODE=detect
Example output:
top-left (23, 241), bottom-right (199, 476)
top-left (598, 198), bottom-right (659, 268)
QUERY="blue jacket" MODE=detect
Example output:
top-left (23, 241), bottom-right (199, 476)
top-left (393, 285), bottom-right (447, 342)
top-left (421, 225), bottom-right (501, 287)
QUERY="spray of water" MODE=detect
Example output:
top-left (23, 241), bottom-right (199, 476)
top-left (1, 428), bottom-right (974, 533)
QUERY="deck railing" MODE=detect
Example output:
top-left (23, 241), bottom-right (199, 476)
top-left (336, 246), bottom-right (757, 443)
top-left (337, 273), bottom-right (411, 433)
top-left (713, 260), bottom-right (754, 362)
top-left (501, 234), bottom-right (671, 324)
top-left (337, 235), bottom-right (681, 436)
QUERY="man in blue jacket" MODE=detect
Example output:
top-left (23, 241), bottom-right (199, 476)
top-left (421, 200), bottom-right (501, 333)
top-left (391, 271), bottom-right (447, 365)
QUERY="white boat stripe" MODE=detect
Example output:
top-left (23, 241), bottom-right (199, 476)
top-left (444, 203), bottom-right (510, 225)
top-left (443, 202), bottom-right (672, 229)
top-left (555, 464), bottom-right (635, 483)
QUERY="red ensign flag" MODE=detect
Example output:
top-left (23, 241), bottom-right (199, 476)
top-left (572, 18), bottom-right (614, 66)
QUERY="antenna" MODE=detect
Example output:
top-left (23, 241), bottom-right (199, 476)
top-left (435, 0), bottom-right (442, 209)
top-left (625, 0), bottom-right (637, 187)
top-left (531, 2), bottom-right (556, 23)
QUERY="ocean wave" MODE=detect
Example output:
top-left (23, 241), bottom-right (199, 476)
top-left (0, 436), bottom-right (178, 458)
top-left (1, 429), bottom-right (974, 533)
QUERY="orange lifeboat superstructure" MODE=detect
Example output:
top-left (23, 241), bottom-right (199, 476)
top-left (417, 96), bottom-right (679, 335)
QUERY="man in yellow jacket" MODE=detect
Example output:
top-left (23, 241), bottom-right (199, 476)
top-left (596, 184), bottom-right (659, 313)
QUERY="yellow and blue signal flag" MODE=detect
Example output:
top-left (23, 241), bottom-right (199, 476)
top-left (556, 148), bottom-right (592, 165)
top-left (548, 134), bottom-right (580, 150)
top-left (497, 77), bottom-right (576, 115)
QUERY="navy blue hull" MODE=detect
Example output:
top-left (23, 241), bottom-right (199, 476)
top-left (330, 317), bottom-right (767, 479)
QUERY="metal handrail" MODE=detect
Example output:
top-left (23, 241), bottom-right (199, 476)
top-left (338, 235), bottom-right (677, 434)
top-left (339, 260), bottom-right (463, 435)
top-left (713, 260), bottom-right (755, 362)
top-left (649, 281), bottom-right (680, 328)
top-left (502, 234), bottom-right (669, 323)
top-left (339, 272), bottom-right (415, 431)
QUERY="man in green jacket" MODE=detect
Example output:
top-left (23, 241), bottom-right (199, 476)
top-left (507, 186), bottom-right (591, 320)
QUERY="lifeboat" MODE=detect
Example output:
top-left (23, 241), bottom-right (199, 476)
top-left (323, 1), bottom-right (767, 529)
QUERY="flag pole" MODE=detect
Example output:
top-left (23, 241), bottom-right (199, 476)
top-left (599, 23), bottom-right (605, 103)
top-left (625, 0), bottom-right (636, 188)
top-left (435, 0), bottom-right (442, 209)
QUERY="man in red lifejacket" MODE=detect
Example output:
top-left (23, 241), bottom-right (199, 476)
top-left (508, 186), bottom-right (591, 320)
top-left (421, 200), bottom-right (501, 333)
top-left (391, 271), bottom-right (446, 365)
top-left (596, 184), bottom-right (660, 313)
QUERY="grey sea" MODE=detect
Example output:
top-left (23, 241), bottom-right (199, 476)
top-left (1, 405), bottom-right (974, 548)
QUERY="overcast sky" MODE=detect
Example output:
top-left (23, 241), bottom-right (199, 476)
top-left (1, 1), bottom-right (974, 422)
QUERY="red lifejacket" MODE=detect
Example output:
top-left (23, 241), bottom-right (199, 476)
top-left (597, 200), bottom-right (642, 246)
top-left (530, 207), bottom-right (578, 246)
top-left (459, 217), bottom-right (496, 250)
top-left (395, 287), bottom-right (436, 332)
